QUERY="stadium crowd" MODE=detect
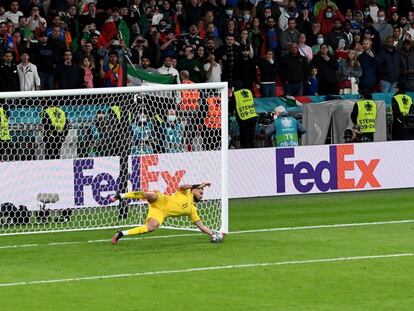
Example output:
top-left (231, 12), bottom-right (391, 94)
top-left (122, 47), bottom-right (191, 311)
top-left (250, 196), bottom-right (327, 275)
top-left (0, 0), bottom-right (412, 94)
top-left (1, 0), bottom-right (414, 157)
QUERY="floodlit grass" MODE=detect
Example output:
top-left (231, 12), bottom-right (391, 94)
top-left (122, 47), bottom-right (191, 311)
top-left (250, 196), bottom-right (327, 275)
top-left (1, 189), bottom-right (414, 310)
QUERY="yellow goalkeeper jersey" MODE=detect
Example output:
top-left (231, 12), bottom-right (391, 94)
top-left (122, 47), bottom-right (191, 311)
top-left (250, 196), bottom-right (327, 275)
top-left (150, 189), bottom-right (201, 223)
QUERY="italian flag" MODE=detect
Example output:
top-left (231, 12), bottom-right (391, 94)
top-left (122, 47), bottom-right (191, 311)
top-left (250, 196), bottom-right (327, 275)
top-left (97, 18), bottom-right (130, 48)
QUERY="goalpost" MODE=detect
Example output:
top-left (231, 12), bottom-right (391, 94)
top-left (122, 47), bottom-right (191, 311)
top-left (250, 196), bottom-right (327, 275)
top-left (0, 83), bottom-right (228, 236)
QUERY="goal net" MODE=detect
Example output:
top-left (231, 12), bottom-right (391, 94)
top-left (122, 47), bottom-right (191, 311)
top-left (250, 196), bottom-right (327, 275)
top-left (0, 83), bottom-right (228, 236)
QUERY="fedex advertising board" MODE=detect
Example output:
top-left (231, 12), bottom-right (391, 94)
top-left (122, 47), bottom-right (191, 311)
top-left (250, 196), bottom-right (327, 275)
top-left (229, 141), bottom-right (414, 198)
top-left (0, 152), bottom-right (221, 210)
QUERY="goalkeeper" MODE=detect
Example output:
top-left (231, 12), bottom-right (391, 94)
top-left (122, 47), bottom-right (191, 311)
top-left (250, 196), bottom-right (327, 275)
top-left (110, 182), bottom-right (223, 244)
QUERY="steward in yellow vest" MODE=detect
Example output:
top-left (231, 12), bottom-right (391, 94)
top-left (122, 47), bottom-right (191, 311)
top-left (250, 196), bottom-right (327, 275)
top-left (351, 89), bottom-right (376, 142)
top-left (232, 86), bottom-right (258, 148)
top-left (0, 104), bottom-right (11, 161)
top-left (392, 82), bottom-right (414, 140)
top-left (41, 104), bottom-right (69, 160)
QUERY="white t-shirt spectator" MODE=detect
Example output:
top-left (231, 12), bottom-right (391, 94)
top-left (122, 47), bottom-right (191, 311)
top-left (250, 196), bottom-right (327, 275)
top-left (17, 62), bottom-right (41, 91)
top-left (4, 10), bottom-right (23, 27)
top-left (204, 62), bottom-right (222, 82)
top-left (158, 65), bottom-right (181, 84)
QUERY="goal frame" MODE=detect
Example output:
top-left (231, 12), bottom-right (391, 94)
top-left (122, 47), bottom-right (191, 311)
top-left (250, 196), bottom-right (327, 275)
top-left (0, 82), bottom-right (228, 236)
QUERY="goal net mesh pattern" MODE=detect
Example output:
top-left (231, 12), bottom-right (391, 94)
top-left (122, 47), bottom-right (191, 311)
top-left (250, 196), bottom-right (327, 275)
top-left (0, 84), bottom-right (227, 235)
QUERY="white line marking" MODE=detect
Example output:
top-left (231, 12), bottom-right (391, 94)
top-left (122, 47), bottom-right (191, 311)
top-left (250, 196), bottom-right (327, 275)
top-left (0, 253), bottom-right (412, 287)
top-left (1, 219), bottom-right (414, 250)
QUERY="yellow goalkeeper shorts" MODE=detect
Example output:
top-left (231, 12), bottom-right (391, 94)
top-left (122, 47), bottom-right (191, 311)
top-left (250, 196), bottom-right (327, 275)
top-left (146, 192), bottom-right (167, 225)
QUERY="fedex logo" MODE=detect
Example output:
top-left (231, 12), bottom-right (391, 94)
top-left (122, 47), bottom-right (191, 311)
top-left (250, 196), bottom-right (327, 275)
top-left (276, 145), bottom-right (381, 193)
top-left (73, 155), bottom-right (185, 206)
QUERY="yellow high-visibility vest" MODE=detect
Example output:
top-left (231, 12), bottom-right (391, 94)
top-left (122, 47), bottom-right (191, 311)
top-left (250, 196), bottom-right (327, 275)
top-left (356, 100), bottom-right (377, 133)
top-left (43, 107), bottom-right (66, 133)
top-left (234, 89), bottom-right (257, 120)
top-left (0, 107), bottom-right (11, 141)
top-left (394, 94), bottom-right (413, 116)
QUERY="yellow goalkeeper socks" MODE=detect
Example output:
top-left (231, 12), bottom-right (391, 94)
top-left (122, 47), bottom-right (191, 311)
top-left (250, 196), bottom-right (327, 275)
top-left (120, 191), bottom-right (144, 200)
top-left (124, 225), bottom-right (149, 236)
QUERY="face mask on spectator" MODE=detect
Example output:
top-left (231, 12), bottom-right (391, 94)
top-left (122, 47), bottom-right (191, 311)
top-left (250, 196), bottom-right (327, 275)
top-left (176, 3), bottom-right (182, 10)
top-left (167, 115), bottom-right (177, 122)
top-left (317, 37), bottom-right (324, 45)
top-left (264, 12), bottom-right (271, 18)
top-left (244, 14), bottom-right (251, 21)
top-left (325, 12), bottom-right (333, 19)
top-left (378, 16), bottom-right (385, 22)
top-left (226, 9), bottom-right (233, 17)
top-left (364, 11), bottom-right (370, 17)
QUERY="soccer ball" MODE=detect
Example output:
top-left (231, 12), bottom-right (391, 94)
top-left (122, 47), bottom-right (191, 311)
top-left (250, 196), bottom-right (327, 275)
top-left (211, 231), bottom-right (224, 243)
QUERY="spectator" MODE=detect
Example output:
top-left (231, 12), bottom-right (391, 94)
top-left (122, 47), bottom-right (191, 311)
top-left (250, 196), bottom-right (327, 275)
top-left (357, 38), bottom-right (377, 93)
top-left (239, 28), bottom-right (253, 58)
top-left (55, 49), bottom-right (83, 89)
top-left (298, 33), bottom-right (313, 62)
top-left (73, 41), bottom-right (96, 66)
top-left (312, 33), bottom-right (334, 55)
top-left (280, 18), bottom-right (300, 56)
top-left (195, 45), bottom-right (206, 64)
top-left (0, 51), bottom-right (20, 91)
top-left (351, 10), bottom-right (364, 34)
top-left (255, 0), bottom-right (281, 22)
top-left (399, 16), bottom-right (414, 41)
top-left (317, 6), bottom-right (345, 36)
top-left (26, 5), bottom-right (47, 37)
top-left (361, 16), bottom-right (381, 52)
top-left (99, 50), bottom-right (123, 87)
top-left (177, 45), bottom-right (205, 83)
top-left (258, 49), bottom-right (278, 98)
top-left (262, 16), bottom-right (279, 57)
top-left (343, 20), bottom-right (354, 46)
top-left (391, 26), bottom-right (403, 50)
top-left (337, 49), bottom-right (362, 94)
top-left (327, 19), bottom-right (349, 50)
top-left (158, 55), bottom-right (180, 83)
top-left (48, 25), bottom-right (67, 64)
top-left (248, 17), bottom-right (262, 57)
top-left (373, 9), bottom-right (393, 47)
top-left (314, 0), bottom-right (338, 18)
top-left (130, 35), bottom-right (151, 65)
top-left (311, 43), bottom-right (339, 95)
top-left (17, 51), bottom-right (40, 91)
top-left (5, 1), bottom-right (23, 28)
top-left (131, 111), bottom-right (155, 155)
top-left (399, 39), bottom-right (414, 92)
top-left (79, 55), bottom-right (96, 88)
top-left (279, 1), bottom-right (299, 32)
top-left (280, 43), bottom-right (309, 96)
top-left (367, 0), bottom-right (380, 23)
top-left (204, 52), bottom-right (222, 83)
top-left (217, 34), bottom-right (239, 86)
top-left (351, 32), bottom-right (364, 56)
top-left (306, 66), bottom-right (319, 95)
top-left (334, 39), bottom-right (348, 60)
top-left (376, 36), bottom-right (400, 93)
top-left (234, 46), bottom-right (255, 90)
top-left (31, 31), bottom-right (55, 90)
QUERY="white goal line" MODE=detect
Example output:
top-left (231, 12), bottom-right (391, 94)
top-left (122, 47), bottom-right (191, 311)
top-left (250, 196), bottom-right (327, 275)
top-left (0, 253), bottom-right (412, 288)
top-left (0, 219), bottom-right (413, 250)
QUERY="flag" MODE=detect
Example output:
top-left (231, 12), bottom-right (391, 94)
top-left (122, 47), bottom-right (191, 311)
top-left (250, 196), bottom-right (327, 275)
top-left (118, 19), bottom-right (130, 48)
top-left (127, 65), bottom-right (175, 85)
top-left (97, 19), bottom-right (118, 47)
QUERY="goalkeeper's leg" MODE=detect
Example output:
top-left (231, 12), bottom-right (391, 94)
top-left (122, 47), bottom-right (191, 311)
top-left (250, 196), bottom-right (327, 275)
top-left (112, 210), bottom-right (162, 244)
top-left (111, 191), bottom-right (158, 203)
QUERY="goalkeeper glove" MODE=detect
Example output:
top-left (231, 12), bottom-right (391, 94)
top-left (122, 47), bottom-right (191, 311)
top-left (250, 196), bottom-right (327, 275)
top-left (110, 192), bottom-right (121, 202)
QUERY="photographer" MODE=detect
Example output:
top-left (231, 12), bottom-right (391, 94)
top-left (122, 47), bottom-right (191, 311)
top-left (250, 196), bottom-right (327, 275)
top-left (264, 106), bottom-right (306, 147)
top-left (343, 125), bottom-right (366, 143)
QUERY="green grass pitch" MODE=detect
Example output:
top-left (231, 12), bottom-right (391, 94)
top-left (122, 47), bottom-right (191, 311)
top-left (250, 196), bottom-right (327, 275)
top-left (1, 189), bottom-right (414, 311)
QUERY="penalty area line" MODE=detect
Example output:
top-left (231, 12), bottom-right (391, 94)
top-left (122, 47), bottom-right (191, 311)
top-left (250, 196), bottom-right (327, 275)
top-left (1, 219), bottom-right (414, 250)
top-left (0, 253), bottom-right (413, 287)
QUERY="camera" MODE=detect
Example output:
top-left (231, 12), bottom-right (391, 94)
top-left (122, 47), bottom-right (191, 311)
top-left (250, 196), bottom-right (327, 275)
top-left (344, 125), bottom-right (364, 143)
top-left (257, 112), bottom-right (274, 126)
